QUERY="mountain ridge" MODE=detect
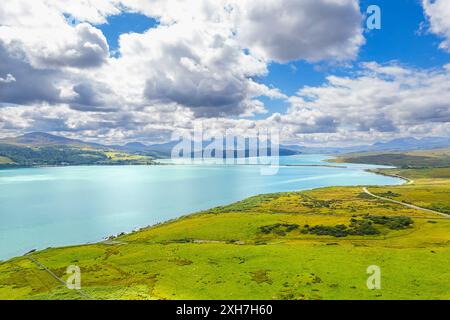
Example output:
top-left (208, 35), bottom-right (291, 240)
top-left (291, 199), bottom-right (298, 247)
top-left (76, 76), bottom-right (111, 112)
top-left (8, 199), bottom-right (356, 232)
top-left (1, 132), bottom-right (450, 158)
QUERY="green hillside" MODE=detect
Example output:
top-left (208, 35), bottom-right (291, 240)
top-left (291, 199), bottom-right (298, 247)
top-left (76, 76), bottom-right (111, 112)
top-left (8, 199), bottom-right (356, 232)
top-left (0, 163), bottom-right (448, 300)
top-left (0, 156), bottom-right (14, 165)
top-left (0, 144), bottom-right (156, 168)
top-left (332, 148), bottom-right (450, 168)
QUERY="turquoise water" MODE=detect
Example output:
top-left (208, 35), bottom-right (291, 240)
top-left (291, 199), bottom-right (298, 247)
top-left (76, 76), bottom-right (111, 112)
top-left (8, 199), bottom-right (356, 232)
top-left (0, 155), bottom-right (402, 260)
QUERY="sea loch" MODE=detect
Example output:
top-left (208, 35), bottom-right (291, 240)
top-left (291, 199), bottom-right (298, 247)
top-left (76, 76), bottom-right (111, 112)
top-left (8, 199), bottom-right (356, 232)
top-left (0, 155), bottom-right (402, 260)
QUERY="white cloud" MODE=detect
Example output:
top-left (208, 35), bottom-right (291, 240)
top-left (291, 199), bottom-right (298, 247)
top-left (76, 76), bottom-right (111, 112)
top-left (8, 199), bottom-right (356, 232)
top-left (2, 60), bottom-right (449, 146)
top-left (90, 1), bottom-right (273, 117)
top-left (1, 1), bottom-right (448, 146)
top-left (0, 1), bottom-right (109, 69)
top-left (0, 74), bottom-right (16, 84)
top-left (105, 0), bottom-right (363, 116)
top-left (131, 21), bottom-right (268, 117)
top-left (280, 62), bottom-right (450, 141)
top-left (47, 0), bottom-right (121, 24)
top-left (422, 0), bottom-right (450, 51)
top-left (0, 0), bottom-right (367, 118)
top-left (0, 1), bottom-right (121, 109)
top-left (235, 0), bottom-right (364, 62)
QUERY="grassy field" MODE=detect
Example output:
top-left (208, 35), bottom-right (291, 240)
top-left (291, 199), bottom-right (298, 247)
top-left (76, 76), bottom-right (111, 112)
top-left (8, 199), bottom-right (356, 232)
top-left (0, 144), bottom-right (156, 168)
top-left (0, 162), bottom-right (449, 300)
top-left (103, 151), bottom-right (156, 164)
top-left (332, 148), bottom-right (450, 168)
top-left (0, 156), bottom-right (14, 164)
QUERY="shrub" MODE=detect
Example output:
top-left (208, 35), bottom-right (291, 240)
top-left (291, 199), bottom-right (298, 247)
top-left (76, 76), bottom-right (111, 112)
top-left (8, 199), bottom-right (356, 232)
top-left (258, 224), bottom-right (299, 236)
top-left (365, 216), bottom-right (413, 230)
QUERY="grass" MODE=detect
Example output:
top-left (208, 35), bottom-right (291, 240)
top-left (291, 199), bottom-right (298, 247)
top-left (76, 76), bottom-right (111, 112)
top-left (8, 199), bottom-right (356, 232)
top-left (369, 168), bottom-right (450, 215)
top-left (373, 167), bottom-right (450, 180)
top-left (0, 144), bottom-right (156, 168)
top-left (0, 156), bottom-right (14, 164)
top-left (104, 151), bottom-right (153, 162)
top-left (332, 148), bottom-right (450, 168)
top-left (0, 160), bottom-right (449, 300)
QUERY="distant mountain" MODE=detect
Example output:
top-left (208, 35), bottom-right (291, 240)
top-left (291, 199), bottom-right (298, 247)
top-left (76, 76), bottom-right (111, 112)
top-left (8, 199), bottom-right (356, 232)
top-left (118, 139), bottom-right (299, 158)
top-left (334, 147), bottom-right (450, 168)
top-left (371, 137), bottom-right (450, 152)
top-left (1, 133), bottom-right (449, 159)
top-left (0, 132), bottom-right (104, 149)
top-left (290, 137), bottom-right (450, 154)
top-left (124, 142), bottom-right (148, 150)
top-left (0, 132), bottom-right (160, 168)
top-left (114, 140), bottom-right (180, 158)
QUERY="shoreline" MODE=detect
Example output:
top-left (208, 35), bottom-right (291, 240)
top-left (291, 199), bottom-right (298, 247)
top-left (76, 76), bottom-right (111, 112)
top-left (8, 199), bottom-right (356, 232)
top-left (0, 162), bottom-right (163, 170)
top-left (284, 164), bottom-right (348, 169)
top-left (364, 169), bottom-right (414, 185)
top-left (0, 157), bottom-right (407, 262)
top-left (102, 166), bottom-right (407, 242)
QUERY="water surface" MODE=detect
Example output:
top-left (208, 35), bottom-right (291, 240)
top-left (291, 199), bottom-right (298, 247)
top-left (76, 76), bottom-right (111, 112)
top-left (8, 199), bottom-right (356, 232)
top-left (0, 155), bottom-right (402, 260)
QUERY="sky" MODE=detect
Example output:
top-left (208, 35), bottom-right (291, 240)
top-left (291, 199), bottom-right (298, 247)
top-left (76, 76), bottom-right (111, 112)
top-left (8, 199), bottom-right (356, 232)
top-left (0, 0), bottom-right (449, 146)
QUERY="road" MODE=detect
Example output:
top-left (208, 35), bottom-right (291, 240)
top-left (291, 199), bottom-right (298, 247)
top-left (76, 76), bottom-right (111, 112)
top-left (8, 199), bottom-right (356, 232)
top-left (362, 187), bottom-right (449, 219)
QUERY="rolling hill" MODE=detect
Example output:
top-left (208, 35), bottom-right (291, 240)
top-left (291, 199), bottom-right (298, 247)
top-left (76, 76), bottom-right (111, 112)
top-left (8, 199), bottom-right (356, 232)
top-left (0, 150), bottom-right (448, 300)
top-left (0, 132), bottom-right (103, 148)
top-left (332, 148), bottom-right (450, 168)
top-left (0, 133), bottom-right (156, 167)
top-left (1, 132), bottom-right (449, 167)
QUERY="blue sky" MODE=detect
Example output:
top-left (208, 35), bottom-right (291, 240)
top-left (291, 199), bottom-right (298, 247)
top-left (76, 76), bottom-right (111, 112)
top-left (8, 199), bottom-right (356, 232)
top-left (253, 0), bottom-right (450, 116)
top-left (98, 13), bottom-right (159, 56)
top-left (0, 0), bottom-right (449, 144)
top-left (359, 0), bottom-right (449, 67)
top-left (95, 0), bottom-right (450, 93)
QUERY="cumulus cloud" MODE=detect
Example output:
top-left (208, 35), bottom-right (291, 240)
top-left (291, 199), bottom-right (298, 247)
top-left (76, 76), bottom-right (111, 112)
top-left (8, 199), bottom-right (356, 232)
top-left (0, 1), bottom-right (110, 69)
top-left (0, 0), bottom-right (124, 111)
top-left (0, 42), bottom-right (62, 105)
top-left (0, 102), bottom-right (198, 144)
top-left (281, 62), bottom-right (450, 140)
top-left (0, 0), bottom-right (367, 119)
top-left (136, 22), bottom-right (264, 117)
top-left (113, 0), bottom-right (363, 116)
top-left (235, 0), bottom-right (364, 62)
top-left (47, 0), bottom-right (121, 24)
top-left (422, 0), bottom-right (450, 51)
top-left (0, 0), bottom-right (447, 146)
top-left (0, 74), bottom-right (16, 84)
top-left (100, 2), bottom-right (271, 117)
top-left (0, 39), bottom-right (121, 110)
top-left (34, 23), bottom-right (109, 69)
top-left (2, 59), bottom-right (449, 146)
